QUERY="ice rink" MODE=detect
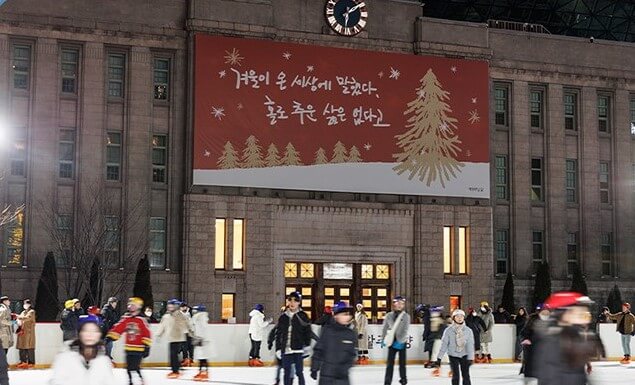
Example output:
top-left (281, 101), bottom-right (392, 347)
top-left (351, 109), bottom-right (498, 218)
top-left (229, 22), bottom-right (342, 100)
top-left (7, 362), bottom-right (635, 385)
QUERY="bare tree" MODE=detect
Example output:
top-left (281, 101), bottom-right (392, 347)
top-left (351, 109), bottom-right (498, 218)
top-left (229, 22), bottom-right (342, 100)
top-left (38, 183), bottom-right (147, 307)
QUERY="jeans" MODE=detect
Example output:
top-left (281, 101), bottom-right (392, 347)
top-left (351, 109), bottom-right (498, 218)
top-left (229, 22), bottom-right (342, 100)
top-left (169, 342), bottom-right (182, 373)
top-left (282, 353), bottom-right (305, 385)
top-left (249, 336), bottom-right (262, 359)
top-left (105, 339), bottom-right (114, 359)
top-left (449, 356), bottom-right (471, 385)
top-left (384, 347), bottom-right (407, 384)
top-left (621, 334), bottom-right (632, 356)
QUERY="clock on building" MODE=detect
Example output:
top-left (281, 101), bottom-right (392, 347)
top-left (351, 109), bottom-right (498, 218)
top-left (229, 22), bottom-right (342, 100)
top-left (325, 0), bottom-right (368, 36)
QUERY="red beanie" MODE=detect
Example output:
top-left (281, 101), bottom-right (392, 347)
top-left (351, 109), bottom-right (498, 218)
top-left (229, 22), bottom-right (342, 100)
top-left (623, 303), bottom-right (631, 310)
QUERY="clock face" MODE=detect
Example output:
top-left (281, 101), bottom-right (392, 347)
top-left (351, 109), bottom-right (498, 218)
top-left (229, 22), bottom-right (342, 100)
top-left (325, 0), bottom-right (368, 36)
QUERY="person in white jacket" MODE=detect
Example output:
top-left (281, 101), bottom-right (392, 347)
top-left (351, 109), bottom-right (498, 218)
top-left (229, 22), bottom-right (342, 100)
top-left (49, 314), bottom-right (116, 385)
top-left (191, 304), bottom-right (212, 382)
top-left (248, 304), bottom-right (272, 367)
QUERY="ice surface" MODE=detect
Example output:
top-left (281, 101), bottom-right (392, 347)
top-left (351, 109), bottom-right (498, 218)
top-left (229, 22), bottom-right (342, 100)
top-left (8, 362), bottom-right (634, 385)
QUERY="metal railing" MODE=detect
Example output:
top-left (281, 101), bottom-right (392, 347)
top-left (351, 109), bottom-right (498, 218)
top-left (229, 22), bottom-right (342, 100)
top-left (488, 19), bottom-right (551, 35)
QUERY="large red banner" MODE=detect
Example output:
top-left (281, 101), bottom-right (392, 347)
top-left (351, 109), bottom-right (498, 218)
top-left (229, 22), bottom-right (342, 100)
top-left (194, 34), bottom-right (489, 197)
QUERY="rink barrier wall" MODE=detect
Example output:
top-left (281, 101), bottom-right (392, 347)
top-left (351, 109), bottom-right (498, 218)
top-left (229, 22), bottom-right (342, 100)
top-left (5, 323), bottom-right (630, 368)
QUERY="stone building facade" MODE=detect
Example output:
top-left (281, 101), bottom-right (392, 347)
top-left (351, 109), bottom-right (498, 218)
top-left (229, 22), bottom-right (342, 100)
top-left (0, 0), bottom-right (633, 321)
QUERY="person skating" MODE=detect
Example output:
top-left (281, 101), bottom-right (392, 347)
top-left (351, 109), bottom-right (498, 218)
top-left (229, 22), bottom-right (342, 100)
top-left (156, 298), bottom-right (195, 379)
top-left (354, 303), bottom-right (369, 365)
top-left (433, 309), bottom-right (475, 385)
top-left (60, 299), bottom-right (78, 342)
top-left (248, 303), bottom-right (272, 367)
top-left (101, 297), bottom-right (120, 359)
top-left (423, 306), bottom-right (445, 368)
top-left (107, 297), bottom-right (152, 385)
top-left (16, 299), bottom-right (36, 369)
top-left (179, 302), bottom-right (195, 367)
top-left (49, 314), bottom-right (116, 385)
top-left (513, 307), bottom-right (528, 362)
top-left (0, 296), bottom-right (14, 356)
top-left (268, 306), bottom-right (287, 385)
top-left (381, 295), bottom-right (411, 385)
top-left (310, 301), bottom-right (357, 385)
top-left (603, 302), bottom-right (635, 364)
top-left (275, 291), bottom-right (312, 385)
top-left (519, 303), bottom-right (551, 381)
top-left (476, 301), bottom-right (494, 363)
top-left (191, 304), bottom-right (212, 382)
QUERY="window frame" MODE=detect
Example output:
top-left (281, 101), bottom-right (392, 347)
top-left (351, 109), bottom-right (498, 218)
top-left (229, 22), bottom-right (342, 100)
top-left (107, 52), bottom-right (126, 98)
top-left (529, 88), bottom-right (544, 130)
top-left (152, 135), bottom-right (167, 184)
top-left (565, 159), bottom-right (577, 204)
top-left (566, 232), bottom-right (578, 277)
top-left (153, 57), bottom-right (170, 101)
top-left (60, 47), bottom-right (80, 95)
top-left (599, 162), bottom-right (611, 204)
top-left (221, 293), bottom-right (235, 322)
top-left (59, 130), bottom-right (76, 179)
top-left (105, 132), bottom-right (122, 182)
top-left (563, 90), bottom-right (578, 131)
top-left (104, 215), bottom-right (120, 266)
top-left (630, 95), bottom-right (635, 136)
top-left (531, 158), bottom-right (543, 202)
top-left (149, 217), bottom-right (167, 269)
top-left (495, 155), bottom-right (508, 201)
top-left (232, 218), bottom-right (245, 270)
top-left (601, 232), bottom-right (613, 277)
top-left (532, 231), bottom-right (544, 273)
top-left (9, 138), bottom-right (26, 177)
top-left (11, 43), bottom-right (31, 91)
top-left (597, 94), bottom-right (611, 133)
top-left (494, 84), bottom-right (509, 127)
top-left (495, 229), bottom-right (509, 275)
top-left (457, 226), bottom-right (470, 275)
top-left (443, 226), bottom-right (454, 274)
top-left (215, 218), bottom-right (226, 270)
top-left (55, 214), bottom-right (73, 268)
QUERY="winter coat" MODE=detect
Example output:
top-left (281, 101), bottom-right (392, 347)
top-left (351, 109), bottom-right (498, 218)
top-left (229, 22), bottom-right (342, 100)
top-left (315, 313), bottom-right (334, 326)
top-left (156, 310), bottom-right (193, 343)
top-left (607, 311), bottom-right (635, 335)
top-left (438, 323), bottom-right (475, 360)
top-left (100, 304), bottom-right (120, 335)
top-left (520, 313), bottom-right (549, 378)
top-left (514, 313), bottom-right (528, 336)
top-left (354, 311), bottom-right (369, 351)
top-left (311, 322), bottom-right (357, 385)
top-left (49, 344), bottom-right (116, 385)
top-left (0, 305), bottom-right (13, 350)
top-left (0, 342), bottom-right (8, 385)
top-left (60, 308), bottom-right (79, 341)
top-left (465, 314), bottom-right (485, 351)
top-left (381, 311), bottom-right (411, 347)
top-left (192, 311), bottom-right (212, 360)
top-left (107, 314), bottom-right (152, 352)
top-left (477, 310), bottom-right (494, 343)
top-left (494, 310), bottom-right (512, 324)
top-left (17, 308), bottom-right (36, 349)
top-left (424, 314), bottom-right (445, 352)
top-left (248, 309), bottom-right (271, 342)
top-left (421, 308), bottom-right (432, 342)
top-left (533, 327), bottom-right (588, 385)
top-left (275, 309), bottom-right (312, 353)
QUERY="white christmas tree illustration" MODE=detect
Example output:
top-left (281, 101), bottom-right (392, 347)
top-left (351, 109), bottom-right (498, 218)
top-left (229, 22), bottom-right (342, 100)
top-left (331, 141), bottom-right (348, 163)
top-left (281, 143), bottom-right (302, 166)
top-left (393, 69), bottom-right (464, 187)
top-left (217, 141), bottom-right (241, 169)
top-left (241, 135), bottom-right (265, 168)
top-left (265, 144), bottom-right (282, 167)
top-left (314, 148), bottom-right (329, 165)
top-left (348, 146), bottom-right (362, 162)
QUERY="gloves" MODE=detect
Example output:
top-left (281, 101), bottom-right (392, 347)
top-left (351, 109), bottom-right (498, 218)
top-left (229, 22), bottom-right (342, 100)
top-left (143, 346), bottom-right (151, 358)
top-left (310, 370), bottom-right (318, 380)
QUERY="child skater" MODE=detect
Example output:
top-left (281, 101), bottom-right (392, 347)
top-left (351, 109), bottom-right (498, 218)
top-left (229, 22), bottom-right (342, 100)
top-left (433, 309), bottom-right (475, 385)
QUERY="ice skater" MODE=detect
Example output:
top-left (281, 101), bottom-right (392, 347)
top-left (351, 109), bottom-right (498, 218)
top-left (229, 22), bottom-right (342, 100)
top-left (191, 304), bottom-right (212, 382)
top-left (354, 303), bottom-right (369, 364)
top-left (433, 309), bottom-right (474, 385)
top-left (248, 303), bottom-right (272, 366)
top-left (603, 302), bottom-right (635, 364)
top-left (381, 295), bottom-right (411, 385)
top-left (423, 306), bottom-right (445, 368)
top-left (476, 301), bottom-right (494, 363)
top-left (275, 291), bottom-right (312, 385)
top-left (156, 298), bottom-right (194, 379)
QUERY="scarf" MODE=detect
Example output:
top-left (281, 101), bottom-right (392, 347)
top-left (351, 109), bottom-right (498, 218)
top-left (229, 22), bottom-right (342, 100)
top-left (453, 323), bottom-right (467, 353)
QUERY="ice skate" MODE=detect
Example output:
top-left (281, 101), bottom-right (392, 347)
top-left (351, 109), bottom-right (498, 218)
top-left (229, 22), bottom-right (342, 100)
top-left (167, 371), bottom-right (181, 379)
top-left (620, 355), bottom-right (631, 365)
top-left (254, 359), bottom-right (264, 367)
top-left (194, 371), bottom-right (209, 382)
top-left (432, 367), bottom-right (441, 377)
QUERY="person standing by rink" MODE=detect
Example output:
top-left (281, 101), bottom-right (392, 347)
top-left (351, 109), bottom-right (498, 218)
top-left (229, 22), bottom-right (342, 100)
top-left (310, 301), bottom-right (357, 385)
top-left (381, 296), bottom-right (411, 385)
top-left (603, 302), bottom-right (635, 364)
top-left (275, 291), bottom-right (312, 385)
top-left (519, 304), bottom-right (550, 381)
top-left (433, 309), bottom-right (475, 385)
top-left (101, 297), bottom-right (120, 359)
top-left (248, 303), bottom-right (272, 367)
top-left (191, 304), bottom-right (212, 382)
top-left (157, 298), bottom-right (194, 379)
top-left (513, 307), bottom-right (528, 363)
top-left (0, 296), bottom-right (14, 356)
top-left (476, 301), bottom-right (494, 363)
top-left (534, 292), bottom-right (598, 385)
top-left (16, 299), bottom-right (36, 369)
top-left (354, 303), bottom-right (369, 365)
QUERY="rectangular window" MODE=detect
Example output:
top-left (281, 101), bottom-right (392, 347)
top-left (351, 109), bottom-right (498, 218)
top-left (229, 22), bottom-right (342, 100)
top-left (532, 231), bottom-right (544, 272)
top-left (153, 58), bottom-right (169, 100)
top-left (149, 217), bottom-right (166, 268)
top-left (9, 140), bottom-right (26, 177)
top-left (600, 162), bottom-right (610, 204)
top-left (449, 295), bottom-right (462, 312)
top-left (232, 219), bottom-right (244, 270)
top-left (108, 54), bottom-right (125, 98)
top-left (601, 232), bottom-right (612, 276)
top-left (458, 227), bottom-right (469, 274)
top-left (495, 229), bottom-right (509, 275)
top-left (221, 293), bottom-right (235, 322)
top-left (567, 232), bottom-right (578, 276)
top-left (630, 96), bottom-right (635, 136)
top-left (56, 214), bottom-right (72, 267)
top-left (152, 135), bottom-right (167, 183)
top-left (443, 226), bottom-right (453, 274)
top-left (12, 45), bottom-right (31, 90)
top-left (104, 216), bottom-right (119, 265)
top-left (494, 86), bottom-right (508, 126)
top-left (61, 49), bottom-right (79, 94)
top-left (59, 130), bottom-right (75, 179)
top-left (495, 155), bottom-right (508, 200)
top-left (598, 95), bottom-right (610, 133)
top-left (4, 208), bottom-right (25, 265)
top-left (531, 158), bottom-right (543, 202)
top-left (565, 159), bottom-right (577, 203)
top-left (106, 132), bottom-right (122, 181)
top-left (530, 90), bottom-right (543, 129)
top-left (564, 91), bottom-right (577, 131)
top-left (215, 218), bottom-right (226, 269)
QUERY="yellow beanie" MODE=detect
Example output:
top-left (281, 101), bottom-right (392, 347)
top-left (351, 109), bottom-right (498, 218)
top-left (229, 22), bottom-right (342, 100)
top-left (128, 297), bottom-right (144, 307)
top-left (64, 300), bottom-right (74, 309)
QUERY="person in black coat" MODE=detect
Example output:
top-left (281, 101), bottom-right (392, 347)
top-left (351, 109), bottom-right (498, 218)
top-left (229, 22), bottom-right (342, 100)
top-left (465, 307), bottom-right (486, 353)
top-left (513, 307), bottom-right (528, 362)
top-left (100, 297), bottom-right (120, 359)
top-left (315, 306), bottom-right (334, 326)
top-left (423, 306), bottom-right (445, 368)
top-left (0, 341), bottom-right (8, 385)
top-left (415, 304), bottom-right (432, 364)
top-left (494, 305), bottom-right (512, 324)
top-left (275, 292), bottom-right (312, 385)
top-left (311, 301), bottom-right (357, 385)
top-left (520, 304), bottom-right (550, 379)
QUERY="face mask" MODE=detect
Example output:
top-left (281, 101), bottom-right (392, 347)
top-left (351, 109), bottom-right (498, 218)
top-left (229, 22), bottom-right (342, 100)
top-left (480, 307), bottom-right (486, 313)
top-left (23, 305), bottom-right (31, 310)
top-left (472, 312), bottom-right (477, 316)
top-left (145, 311), bottom-right (152, 317)
top-left (539, 314), bottom-right (549, 321)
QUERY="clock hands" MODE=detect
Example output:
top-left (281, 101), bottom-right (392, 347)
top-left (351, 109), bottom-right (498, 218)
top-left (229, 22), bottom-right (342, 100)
top-left (344, 2), bottom-right (365, 17)
top-left (344, 8), bottom-right (350, 27)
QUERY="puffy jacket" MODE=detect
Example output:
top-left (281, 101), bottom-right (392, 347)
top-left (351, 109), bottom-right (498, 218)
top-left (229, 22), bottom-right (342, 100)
top-left (607, 311), bottom-right (635, 335)
top-left (156, 310), bottom-right (193, 343)
top-left (311, 322), bottom-right (357, 383)
top-left (438, 323), bottom-right (475, 360)
top-left (477, 310), bottom-right (495, 343)
top-left (534, 326), bottom-right (590, 385)
top-left (354, 311), bottom-right (369, 351)
top-left (60, 308), bottom-right (79, 341)
top-left (275, 309), bottom-right (311, 353)
top-left (381, 311), bottom-right (411, 346)
top-left (107, 314), bottom-right (152, 352)
top-left (248, 309), bottom-right (271, 342)
top-left (49, 343), bottom-right (116, 385)
top-left (192, 311), bottom-right (212, 360)
top-left (100, 304), bottom-right (120, 335)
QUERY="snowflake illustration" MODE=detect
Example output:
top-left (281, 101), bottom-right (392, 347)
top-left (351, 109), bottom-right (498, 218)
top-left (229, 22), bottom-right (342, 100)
top-left (471, 97), bottom-right (477, 104)
top-left (282, 52), bottom-right (292, 60)
top-left (468, 110), bottom-right (480, 124)
top-left (364, 143), bottom-right (372, 151)
top-left (224, 48), bottom-right (244, 66)
top-left (378, 71), bottom-right (384, 78)
top-left (389, 67), bottom-right (400, 80)
top-left (211, 106), bottom-right (226, 120)
top-left (219, 70), bottom-right (227, 78)
top-left (451, 66), bottom-right (457, 73)
top-left (306, 65), bottom-right (314, 72)
top-left (237, 103), bottom-right (244, 110)
top-left (203, 150), bottom-right (211, 157)
top-left (439, 122), bottom-right (450, 133)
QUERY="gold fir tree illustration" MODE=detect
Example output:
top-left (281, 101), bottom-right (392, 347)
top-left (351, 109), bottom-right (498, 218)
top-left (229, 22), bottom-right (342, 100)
top-left (281, 143), bottom-right (303, 166)
top-left (241, 135), bottom-right (265, 168)
top-left (265, 144), bottom-right (282, 167)
top-left (331, 141), bottom-right (348, 163)
top-left (217, 141), bottom-right (241, 169)
top-left (314, 148), bottom-right (329, 165)
top-left (348, 146), bottom-right (362, 162)
top-left (393, 69), bottom-right (464, 187)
